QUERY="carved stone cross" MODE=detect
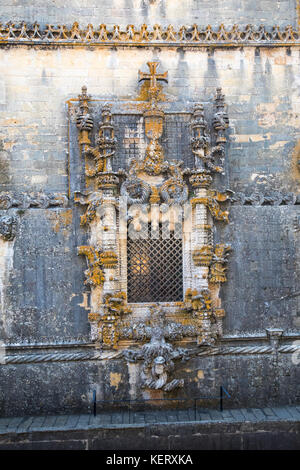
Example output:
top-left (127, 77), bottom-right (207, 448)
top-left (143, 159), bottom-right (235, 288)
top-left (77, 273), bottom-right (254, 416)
top-left (138, 61), bottom-right (168, 100)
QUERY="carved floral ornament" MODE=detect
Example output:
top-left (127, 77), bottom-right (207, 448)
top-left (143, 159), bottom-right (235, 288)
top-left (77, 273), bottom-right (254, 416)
top-left (75, 61), bottom-right (231, 391)
top-left (0, 214), bottom-right (18, 241)
top-left (0, 22), bottom-right (299, 46)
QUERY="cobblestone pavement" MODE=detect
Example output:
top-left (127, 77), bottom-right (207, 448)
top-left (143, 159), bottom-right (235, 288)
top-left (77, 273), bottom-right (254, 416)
top-left (0, 405), bottom-right (299, 434)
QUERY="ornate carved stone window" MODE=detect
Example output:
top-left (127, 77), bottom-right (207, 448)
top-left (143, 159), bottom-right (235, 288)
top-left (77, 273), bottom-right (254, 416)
top-left (73, 61), bottom-right (231, 391)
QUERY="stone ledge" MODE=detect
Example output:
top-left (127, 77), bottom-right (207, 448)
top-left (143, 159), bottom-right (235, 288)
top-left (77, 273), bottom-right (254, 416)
top-left (0, 405), bottom-right (299, 450)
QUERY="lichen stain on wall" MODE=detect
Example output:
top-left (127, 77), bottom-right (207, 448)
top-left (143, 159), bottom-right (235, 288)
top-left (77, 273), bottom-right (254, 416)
top-left (47, 209), bottom-right (73, 238)
top-left (0, 237), bottom-right (15, 337)
top-left (291, 140), bottom-right (300, 187)
top-left (127, 362), bottom-right (140, 399)
top-left (109, 372), bottom-right (122, 389)
top-left (0, 140), bottom-right (10, 185)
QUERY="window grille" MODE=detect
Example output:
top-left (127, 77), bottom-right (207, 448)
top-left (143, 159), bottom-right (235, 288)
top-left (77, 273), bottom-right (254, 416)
top-left (127, 224), bottom-right (183, 303)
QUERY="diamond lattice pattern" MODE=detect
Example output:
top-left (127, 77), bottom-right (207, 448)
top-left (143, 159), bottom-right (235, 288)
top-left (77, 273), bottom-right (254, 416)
top-left (127, 225), bottom-right (183, 303)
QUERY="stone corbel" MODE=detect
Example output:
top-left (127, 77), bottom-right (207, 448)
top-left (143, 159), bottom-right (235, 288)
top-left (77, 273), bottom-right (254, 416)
top-left (74, 191), bottom-right (103, 227)
top-left (209, 244), bottom-right (231, 283)
top-left (183, 288), bottom-right (216, 345)
top-left (77, 245), bottom-right (105, 287)
top-left (123, 306), bottom-right (189, 391)
top-left (99, 292), bottom-right (132, 349)
top-left (190, 194), bottom-right (229, 223)
top-left (266, 328), bottom-right (284, 352)
top-left (0, 215), bottom-right (18, 241)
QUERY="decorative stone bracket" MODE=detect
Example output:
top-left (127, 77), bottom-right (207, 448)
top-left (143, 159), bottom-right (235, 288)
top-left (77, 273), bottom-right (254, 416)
top-left (0, 215), bottom-right (18, 241)
top-left (123, 306), bottom-right (191, 391)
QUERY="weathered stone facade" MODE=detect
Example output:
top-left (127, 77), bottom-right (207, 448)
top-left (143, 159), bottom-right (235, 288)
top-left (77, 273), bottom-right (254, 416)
top-left (0, 0), bottom-right (300, 417)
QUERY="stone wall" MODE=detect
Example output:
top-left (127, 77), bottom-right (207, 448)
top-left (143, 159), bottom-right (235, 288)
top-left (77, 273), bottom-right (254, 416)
top-left (0, 0), bottom-right (297, 29)
top-left (0, 1), bottom-right (300, 417)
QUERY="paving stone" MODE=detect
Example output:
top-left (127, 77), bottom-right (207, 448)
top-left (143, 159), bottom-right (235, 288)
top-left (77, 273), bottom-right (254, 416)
top-left (54, 415), bottom-right (69, 428)
top-left (252, 408), bottom-right (267, 420)
top-left (76, 415), bottom-right (91, 428)
top-left (17, 417), bottom-right (35, 432)
top-left (89, 415), bottom-right (102, 427)
top-left (145, 414), bottom-right (157, 423)
top-left (262, 407), bottom-right (277, 419)
top-left (166, 412), bottom-right (179, 422)
top-left (65, 415), bottom-right (81, 429)
top-left (1, 405), bottom-right (300, 439)
top-left (209, 409), bottom-right (224, 421)
top-left (239, 408), bottom-right (258, 422)
top-left (6, 417), bottom-right (24, 430)
top-left (0, 419), bottom-right (11, 433)
top-left (29, 416), bottom-right (46, 430)
top-left (177, 410), bottom-right (190, 421)
top-left (111, 413), bottom-right (123, 425)
top-left (131, 413), bottom-right (145, 424)
top-left (230, 409), bottom-right (246, 422)
top-left (286, 406), bottom-right (300, 420)
top-left (43, 416), bottom-right (59, 428)
top-left (272, 407), bottom-right (295, 420)
top-left (187, 408), bottom-right (197, 421)
top-left (198, 412), bottom-right (211, 421)
top-left (221, 410), bottom-right (234, 420)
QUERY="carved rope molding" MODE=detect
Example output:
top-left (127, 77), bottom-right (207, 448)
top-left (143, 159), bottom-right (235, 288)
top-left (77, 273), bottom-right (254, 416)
top-left (1, 343), bottom-right (300, 364)
top-left (0, 22), bottom-right (299, 47)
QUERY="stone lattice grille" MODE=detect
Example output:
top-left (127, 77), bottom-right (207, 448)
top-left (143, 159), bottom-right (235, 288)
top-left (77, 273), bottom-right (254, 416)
top-left (127, 225), bottom-right (183, 303)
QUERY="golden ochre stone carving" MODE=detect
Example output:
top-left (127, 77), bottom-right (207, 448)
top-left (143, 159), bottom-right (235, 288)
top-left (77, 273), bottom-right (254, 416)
top-left (99, 293), bottom-right (132, 349)
top-left (103, 292), bottom-right (132, 317)
top-left (77, 245), bottom-right (105, 287)
top-left (184, 288), bottom-right (212, 315)
top-left (191, 244), bottom-right (232, 282)
top-left (78, 196), bottom-right (102, 226)
top-left (88, 312), bottom-right (101, 322)
top-left (149, 186), bottom-right (161, 204)
top-left (139, 61), bottom-right (168, 104)
top-left (122, 62), bottom-right (188, 208)
top-left (209, 244), bottom-right (231, 284)
top-left (192, 245), bottom-right (213, 267)
top-left (100, 251), bottom-right (118, 269)
top-left (190, 195), bottom-right (229, 223)
top-left (76, 91), bottom-right (119, 192)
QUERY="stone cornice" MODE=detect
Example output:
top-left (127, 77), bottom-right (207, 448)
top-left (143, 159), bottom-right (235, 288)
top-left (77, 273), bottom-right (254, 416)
top-left (0, 22), bottom-right (299, 48)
